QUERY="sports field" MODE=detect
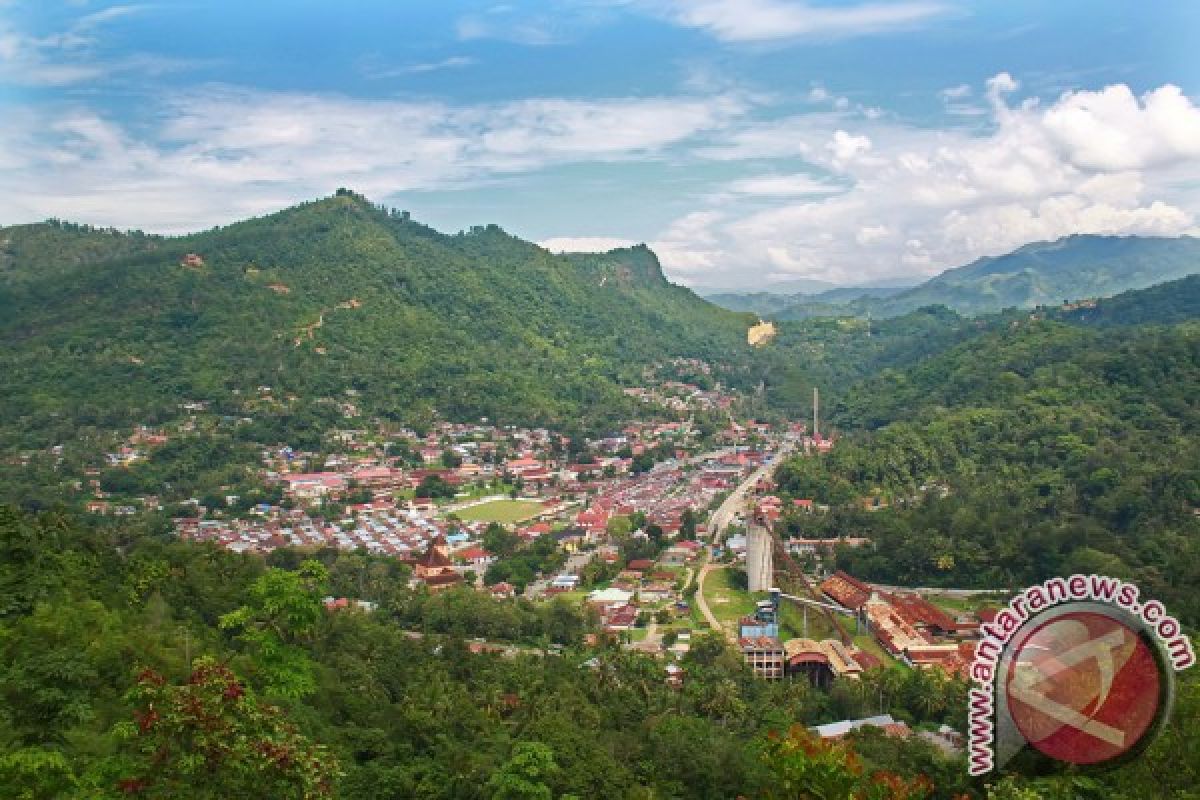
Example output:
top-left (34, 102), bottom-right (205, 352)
top-left (454, 499), bottom-right (544, 524)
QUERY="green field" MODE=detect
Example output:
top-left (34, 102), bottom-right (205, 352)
top-left (453, 499), bottom-right (545, 524)
top-left (701, 567), bottom-right (760, 637)
top-left (778, 599), bottom-right (839, 641)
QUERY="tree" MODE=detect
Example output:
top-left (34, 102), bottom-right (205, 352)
top-left (219, 561), bottom-right (328, 698)
top-left (113, 659), bottom-right (338, 799)
top-left (760, 725), bottom-right (932, 800)
top-left (486, 742), bottom-right (558, 800)
top-left (416, 475), bottom-right (456, 500)
top-left (680, 508), bottom-right (698, 540)
top-left (483, 522), bottom-right (520, 559)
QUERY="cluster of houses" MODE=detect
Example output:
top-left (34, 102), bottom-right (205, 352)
top-left (175, 499), bottom-right (511, 590)
top-left (564, 451), bottom-right (762, 540)
top-left (623, 358), bottom-right (737, 414)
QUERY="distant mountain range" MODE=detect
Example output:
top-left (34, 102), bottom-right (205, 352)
top-left (698, 277), bottom-right (838, 298)
top-left (705, 235), bottom-right (1200, 319)
top-left (703, 285), bottom-right (907, 316)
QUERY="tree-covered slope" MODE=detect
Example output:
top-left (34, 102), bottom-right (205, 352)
top-left (770, 234), bottom-right (1200, 320)
top-left (1050, 273), bottom-right (1200, 327)
top-left (775, 318), bottom-right (1200, 621)
top-left (0, 192), bottom-right (754, 448)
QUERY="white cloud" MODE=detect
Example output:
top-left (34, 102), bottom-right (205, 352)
top-left (0, 4), bottom-right (164, 87)
top-left (642, 0), bottom-right (950, 42)
top-left (856, 224), bottom-right (892, 245)
top-left (827, 130), bottom-right (871, 166)
top-left (3, 59), bottom-right (1198, 291)
top-left (0, 87), bottom-right (752, 232)
top-left (655, 75), bottom-right (1200, 285)
top-left (938, 82), bottom-right (986, 116)
top-left (455, 3), bottom-right (587, 47)
top-left (538, 236), bottom-right (637, 253)
top-left (1042, 84), bottom-right (1200, 171)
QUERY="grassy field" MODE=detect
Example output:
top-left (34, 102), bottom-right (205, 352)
top-left (852, 632), bottom-right (895, 664)
top-left (779, 599), bottom-right (839, 641)
top-left (454, 499), bottom-right (545, 524)
top-left (701, 567), bottom-right (760, 637)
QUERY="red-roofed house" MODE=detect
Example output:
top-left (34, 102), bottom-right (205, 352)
top-left (454, 546), bottom-right (496, 571)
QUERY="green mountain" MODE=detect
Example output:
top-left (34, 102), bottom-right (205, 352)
top-left (0, 191), bottom-right (754, 450)
top-left (775, 314), bottom-right (1200, 622)
top-left (763, 234), bottom-right (1200, 320)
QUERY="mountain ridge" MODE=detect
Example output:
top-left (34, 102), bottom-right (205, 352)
top-left (0, 192), bottom-right (755, 448)
top-left (704, 234), bottom-right (1200, 319)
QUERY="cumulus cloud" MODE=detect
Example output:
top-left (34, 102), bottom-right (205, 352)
top-left (654, 75), bottom-right (1200, 285)
top-left (1042, 84), bottom-right (1200, 171)
top-left (827, 130), bottom-right (872, 166)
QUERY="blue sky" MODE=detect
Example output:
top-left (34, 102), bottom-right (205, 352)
top-left (2, 1), bottom-right (1199, 287)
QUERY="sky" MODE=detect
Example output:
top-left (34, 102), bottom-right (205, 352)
top-left (2, 1), bottom-right (1199, 289)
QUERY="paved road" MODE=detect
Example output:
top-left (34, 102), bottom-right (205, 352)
top-left (679, 566), bottom-right (695, 593)
top-left (707, 437), bottom-right (798, 546)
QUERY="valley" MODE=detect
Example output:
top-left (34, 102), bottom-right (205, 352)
top-left (0, 195), bottom-right (1197, 800)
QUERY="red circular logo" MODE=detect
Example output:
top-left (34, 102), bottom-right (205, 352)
top-left (1004, 610), bottom-right (1163, 765)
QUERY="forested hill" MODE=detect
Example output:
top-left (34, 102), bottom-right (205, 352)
top-left (1050, 273), bottom-right (1200, 327)
top-left (709, 234), bottom-right (1200, 320)
top-left (774, 316), bottom-right (1200, 622)
top-left (0, 192), bottom-right (754, 448)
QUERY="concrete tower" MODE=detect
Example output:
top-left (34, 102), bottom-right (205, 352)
top-left (746, 525), bottom-right (774, 592)
top-left (813, 386), bottom-right (819, 439)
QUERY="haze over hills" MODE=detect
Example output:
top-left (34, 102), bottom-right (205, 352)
top-left (697, 277), bottom-right (840, 298)
top-left (705, 234), bottom-right (1200, 320)
top-left (704, 286), bottom-right (907, 317)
